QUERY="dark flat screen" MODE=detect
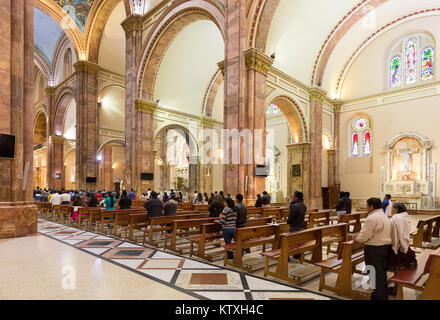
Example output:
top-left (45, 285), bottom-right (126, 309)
top-left (141, 173), bottom-right (154, 181)
top-left (0, 134), bottom-right (15, 159)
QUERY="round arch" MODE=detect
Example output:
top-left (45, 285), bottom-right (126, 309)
top-left (53, 90), bottom-right (76, 136)
top-left (97, 139), bottom-right (127, 154)
top-left (136, 1), bottom-right (225, 99)
top-left (154, 124), bottom-right (198, 157)
top-left (266, 94), bottom-right (308, 143)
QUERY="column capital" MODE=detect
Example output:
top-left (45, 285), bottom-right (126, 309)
top-left (50, 135), bottom-right (66, 144)
top-left (135, 99), bottom-right (157, 113)
top-left (327, 148), bottom-right (336, 155)
top-left (217, 60), bottom-right (225, 76)
top-left (45, 87), bottom-right (56, 96)
top-left (199, 116), bottom-right (215, 128)
top-left (332, 99), bottom-right (343, 112)
top-left (286, 142), bottom-right (311, 152)
top-left (244, 48), bottom-right (274, 76)
top-left (121, 14), bottom-right (143, 34)
top-left (309, 86), bottom-right (327, 103)
top-left (73, 60), bottom-right (100, 74)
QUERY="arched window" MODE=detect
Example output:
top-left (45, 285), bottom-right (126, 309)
top-left (350, 117), bottom-right (372, 158)
top-left (63, 48), bottom-right (72, 79)
top-left (388, 33), bottom-right (435, 89)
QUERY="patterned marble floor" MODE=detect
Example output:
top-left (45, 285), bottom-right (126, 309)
top-left (37, 219), bottom-right (335, 300)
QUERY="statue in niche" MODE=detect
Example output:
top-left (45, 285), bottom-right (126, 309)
top-left (391, 138), bottom-right (421, 181)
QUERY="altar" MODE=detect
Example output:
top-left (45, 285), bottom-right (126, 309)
top-left (381, 132), bottom-right (436, 209)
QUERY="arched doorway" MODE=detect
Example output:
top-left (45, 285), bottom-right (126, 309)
top-left (153, 126), bottom-right (198, 194)
top-left (33, 111), bottom-right (48, 189)
top-left (97, 140), bottom-right (126, 192)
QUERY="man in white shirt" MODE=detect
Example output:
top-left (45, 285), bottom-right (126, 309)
top-left (192, 191), bottom-right (198, 204)
top-left (50, 191), bottom-right (62, 206)
top-left (61, 191), bottom-right (71, 204)
top-left (355, 197), bottom-right (392, 300)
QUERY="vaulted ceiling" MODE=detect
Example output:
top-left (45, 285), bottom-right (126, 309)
top-left (34, 7), bottom-right (65, 64)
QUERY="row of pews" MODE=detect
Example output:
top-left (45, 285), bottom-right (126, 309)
top-left (35, 200), bottom-right (440, 300)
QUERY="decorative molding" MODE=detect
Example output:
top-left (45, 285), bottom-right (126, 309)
top-left (199, 117), bottom-right (215, 128)
top-left (332, 99), bottom-right (343, 112)
top-left (286, 142), bottom-right (311, 152)
top-left (121, 14), bottom-right (143, 34)
top-left (73, 60), bottom-right (101, 74)
top-left (45, 87), bottom-right (56, 96)
top-left (244, 48), bottom-right (274, 76)
top-left (50, 135), bottom-right (66, 144)
top-left (309, 86), bottom-right (327, 103)
top-left (217, 60), bottom-right (225, 76)
top-left (385, 132), bottom-right (432, 151)
top-left (135, 99), bottom-right (157, 113)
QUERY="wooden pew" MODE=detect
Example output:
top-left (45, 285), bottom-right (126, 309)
top-left (143, 213), bottom-right (210, 246)
top-left (123, 213), bottom-right (148, 241)
top-left (338, 213), bottom-right (362, 237)
top-left (52, 205), bottom-right (61, 222)
top-left (307, 211), bottom-right (331, 229)
top-left (262, 207), bottom-right (284, 220)
top-left (164, 217), bottom-right (219, 253)
top-left (194, 204), bottom-right (209, 212)
top-left (390, 248), bottom-right (440, 300)
top-left (314, 240), bottom-right (370, 300)
top-left (189, 217), bottom-right (273, 261)
top-left (223, 224), bottom-right (287, 272)
top-left (98, 209), bottom-right (148, 235)
top-left (411, 215), bottom-right (440, 249)
top-left (261, 223), bottom-right (348, 285)
top-left (87, 208), bottom-right (104, 232)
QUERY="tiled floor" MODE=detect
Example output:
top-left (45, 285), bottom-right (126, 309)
top-left (0, 219), bottom-right (334, 300)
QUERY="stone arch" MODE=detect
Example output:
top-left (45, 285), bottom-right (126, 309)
top-left (154, 124), bottom-right (198, 157)
top-left (202, 69), bottom-right (223, 117)
top-left (86, 0), bottom-right (130, 62)
top-left (53, 89), bottom-right (76, 136)
top-left (266, 94), bottom-right (308, 143)
top-left (33, 110), bottom-right (48, 147)
top-left (250, 0), bottom-right (280, 51)
top-left (136, 0), bottom-right (225, 99)
top-left (34, 49), bottom-right (52, 85)
top-left (97, 139), bottom-right (127, 154)
top-left (51, 34), bottom-right (79, 84)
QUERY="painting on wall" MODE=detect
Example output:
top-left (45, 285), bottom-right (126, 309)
top-left (391, 138), bottom-right (421, 182)
top-left (53, 0), bottom-right (95, 33)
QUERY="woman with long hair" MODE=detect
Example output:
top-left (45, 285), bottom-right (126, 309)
top-left (217, 197), bottom-right (237, 259)
top-left (104, 191), bottom-right (116, 210)
top-left (209, 194), bottom-right (224, 217)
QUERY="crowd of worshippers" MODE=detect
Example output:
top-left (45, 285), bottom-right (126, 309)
top-left (34, 185), bottom-right (414, 300)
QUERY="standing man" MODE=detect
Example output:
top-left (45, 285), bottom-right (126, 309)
top-left (355, 197), bottom-right (392, 300)
top-left (382, 194), bottom-right (393, 217)
top-left (234, 194), bottom-right (247, 228)
top-left (335, 191), bottom-right (347, 220)
top-left (287, 191), bottom-right (307, 232)
top-left (262, 191), bottom-right (271, 205)
top-left (128, 188), bottom-right (135, 201)
top-left (345, 192), bottom-right (352, 214)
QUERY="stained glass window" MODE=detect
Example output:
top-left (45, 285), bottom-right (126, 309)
top-left (363, 131), bottom-right (372, 157)
top-left (390, 56), bottom-right (401, 88)
top-left (421, 46), bottom-right (434, 81)
top-left (405, 38), bottom-right (417, 85)
top-left (351, 133), bottom-right (360, 157)
top-left (350, 118), bottom-right (372, 158)
top-left (266, 103), bottom-right (280, 115)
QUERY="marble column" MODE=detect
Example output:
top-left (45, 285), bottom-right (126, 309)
top-left (48, 135), bottom-right (65, 190)
top-left (286, 143), bottom-right (311, 206)
top-left (199, 118), bottom-right (214, 194)
top-left (327, 148), bottom-right (339, 208)
top-left (308, 86), bottom-right (327, 209)
top-left (159, 128), bottom-right (169, 191)
top-left (45, 87), bottom-right (56, 188)
top-left (73, 61), bottom-right (100, 190)
top-left (189, 156), bottom-right (198, 194)
top-left (333, 100), bottom-right (342, 187)
top-left (121, 15), bottom-right (143, 192)
top-left (103, 146), bottom-right (112, 191)
top-left (223, 0), bottom-right (273, 199)
top-left (135, 99), bottom-right (156, 193)
top-left (0, 0), bottom-right (37, 238)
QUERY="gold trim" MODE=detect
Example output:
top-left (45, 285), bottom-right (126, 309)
top-left (309, 86), bottom-right (327, 103)
top-left (286, 142), bottom-right (311, 152)
top-left (199, 117), bottom-right (215, 128)
top-left (135, 99), bottom-right (157, 113)
top-left (45, 87), bottom-right (56, 96)
top-left (332, 99), bottom-right (343, 112)
top-left (51, 135), bottom-right (66, 144)
top-left (73, 60), bottom-right (100, 74)
top-left (217, 60), bottom-right (225, 76)
top-left (121, 14), bottom-right (143, 34)
top-left (244, 48), bottom-right (274, 76)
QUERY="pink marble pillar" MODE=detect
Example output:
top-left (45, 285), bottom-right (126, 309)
top-left (0, 0), bottom-right (37, 238)
top-left (121, 15), bottom-right (143, 192)
top-left (308, 86), bottom-right (327, 209)
top-left (45, 88), bottom-right (56, 188)
top-left (49, 136), bottom-right (65, 190)
top-left (223, 1), bottom-right (273, 199)
top-left (333, 100), bottom-right (342, 187)
top-left (103, 146), bottom-right (112, 191)
top-left (73, 61), bottom-right (99, 190)
top-left (135, 99), bottom-right (156, 193)
top-left (286, 143), bottom-right (311, 206)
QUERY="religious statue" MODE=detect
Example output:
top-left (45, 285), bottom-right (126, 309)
top-left (392, 139), bottom-right (421, 181)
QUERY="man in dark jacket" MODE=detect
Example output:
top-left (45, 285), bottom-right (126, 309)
top-left (262, 191), bottom-right (271, 205)
top-left (118, 190), bottom-right (132, 209)
top-left (234, 194), bottom-right (247, 228)
top-left (163, 196), bottom-right (178, 216)
top-left (345, 192), bottom-right (352, 214)
top-left (335, 191), bottom-right (347, 220)
top-left (287, 191), bottom-right (307, 232)
top-left (144, 191), bottom-right (163, 219)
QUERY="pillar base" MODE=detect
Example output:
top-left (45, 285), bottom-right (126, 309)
top-left (0, 202), bottom-right (37, 239)
top-left (309, 196), bottom-right (323, 210)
